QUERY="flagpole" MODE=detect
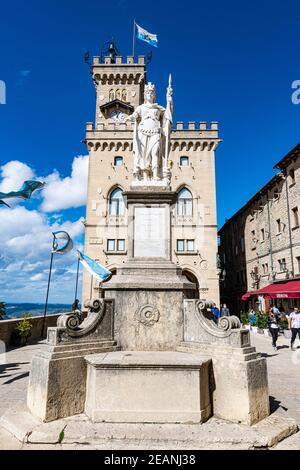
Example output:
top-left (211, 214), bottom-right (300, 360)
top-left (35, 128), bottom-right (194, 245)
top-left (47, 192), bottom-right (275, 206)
top-left (132, 19), bottom-right (136, 59)
top-left (41, 251), bottom-right (54, 337)
top-left (90, 274), bottom-right (94, 299)
top-left (74, 254), bottom-right (80, 303)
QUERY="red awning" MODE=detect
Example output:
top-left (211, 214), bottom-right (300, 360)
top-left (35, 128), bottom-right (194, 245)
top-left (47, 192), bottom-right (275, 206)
top-left (241, 292), bottom-right (252, 300)
top-left (243, 280), bottom-right (300, 299)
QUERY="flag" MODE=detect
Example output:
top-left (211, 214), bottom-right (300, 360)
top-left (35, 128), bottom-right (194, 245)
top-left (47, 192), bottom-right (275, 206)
top-left (52, 231), bottom-right (73, 254)
top-left (78, 251), bottom-right (112, 282)
top-left (136, 23), bottom-right (158, 47)
top-left (0, 180), bottom-right (45, 201)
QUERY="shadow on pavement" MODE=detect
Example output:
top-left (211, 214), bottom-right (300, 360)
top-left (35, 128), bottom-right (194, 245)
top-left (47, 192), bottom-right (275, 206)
top-left (270, 395), bottom-right (288, 413)
top-left (3, 371), bottom-right (29, 385)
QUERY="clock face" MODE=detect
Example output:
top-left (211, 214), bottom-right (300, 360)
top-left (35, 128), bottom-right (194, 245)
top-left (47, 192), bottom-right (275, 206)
top-left (110, 110), bottom-right (126, 122)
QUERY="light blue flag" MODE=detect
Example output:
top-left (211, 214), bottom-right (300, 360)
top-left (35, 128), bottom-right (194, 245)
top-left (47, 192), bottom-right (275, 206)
top-left (52, 231), bottom-right (73, 254)
top-left (136, 23), bottom-right (158, 47)
top-left (78, 251), bottom-right (112, 282)
top-left (0, 180), bottom-right (45, 201)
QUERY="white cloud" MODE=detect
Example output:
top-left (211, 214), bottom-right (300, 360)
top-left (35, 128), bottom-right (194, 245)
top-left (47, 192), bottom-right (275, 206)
top-left (30, 273), bottom-right (45, 282)
top-left (0, 155), bottom-right (89, 213)
top-left (0, 206), bottom-right (84, 303)
top-left (0, 161), bottom-right (35, 193)
top-left (0, 155), bottom-right (89, 303)
top-left (40, 155), bottom-right (89, 212)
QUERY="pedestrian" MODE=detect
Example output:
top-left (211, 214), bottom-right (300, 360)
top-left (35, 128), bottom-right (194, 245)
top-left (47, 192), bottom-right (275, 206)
top-left (271, 304), bottom-right (280, 322)
top-left (220, 303), bottom-right (230, 317)
top-left (268, 308), bottom-right (279, 351)
top-left (211, 303), bottom-right (221, 322)
top-left (249, 308), bottom-right (256, 326)
top-left (288, 307), bottom-right (300, 351)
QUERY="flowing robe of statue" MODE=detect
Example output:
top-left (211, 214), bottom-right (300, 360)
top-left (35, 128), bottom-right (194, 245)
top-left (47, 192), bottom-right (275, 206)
top-left (129, 81), bottom-right (173, 182)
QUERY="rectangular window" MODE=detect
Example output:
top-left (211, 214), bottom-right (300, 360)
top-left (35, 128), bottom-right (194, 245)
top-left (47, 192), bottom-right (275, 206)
top-left (260, 228), bottom-right (265, 241)
top-left (278, 258), bottom-right (286, 271)
top-left (177, 240), bottom-right (185, 251)
top-left (107, 239), bottom-right (115, 251)
top-left (262, 263), bottom-right (269, 274)
top-left (297, 256), bottom-right (300, 274)
top-left (290, 168), bottom-right (295, 185)
top-left (117, 239), bottom-right (125, 251)
top-left (114, 156), bottom-right (123, 166)
top-left (187, 240), bottom-right (194, 251)
top-left (251, 230), bottom-right (256, 249)
top-left (292, 207), bottom-right (299, 228)
top-left (276, 219), bottom-right (281, 233)
top-left (180, 156), bottom-right (189, 166)
top-left (274, 189), bottom-right (279, 200)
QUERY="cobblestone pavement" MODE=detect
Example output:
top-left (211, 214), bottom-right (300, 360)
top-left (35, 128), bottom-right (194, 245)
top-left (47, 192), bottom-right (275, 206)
top-left (0, 334), bottom-right (299, 450)
top-left (250, 331), bottom-right (300, 426)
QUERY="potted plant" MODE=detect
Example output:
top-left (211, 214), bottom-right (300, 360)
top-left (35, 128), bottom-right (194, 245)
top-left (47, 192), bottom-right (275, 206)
top-left (255, 312), bottom-right (268, 334)
top-left (240, 311), bottom-right (250, 330)
top-left (11, 314), bottom-right (32, 346)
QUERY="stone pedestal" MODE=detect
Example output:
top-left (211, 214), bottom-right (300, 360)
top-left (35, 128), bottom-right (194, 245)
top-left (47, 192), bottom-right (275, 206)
top-left (103, 261), bottom-right (195, 350)
top-left (103, 188), bottom-right (196, 350)
top-left (27, 300), bottom-right (118, 422)
top-left (179, 300), bottom-right (270, 425)
top-left (85, 351), bottom-right (212, 424)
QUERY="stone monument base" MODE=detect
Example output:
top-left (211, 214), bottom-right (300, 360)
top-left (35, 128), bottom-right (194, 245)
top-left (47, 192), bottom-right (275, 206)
top-left (84, 351), bottom-right (212, 424)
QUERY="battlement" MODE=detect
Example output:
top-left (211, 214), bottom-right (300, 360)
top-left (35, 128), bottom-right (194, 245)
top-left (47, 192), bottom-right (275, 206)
top-left (175, 121), bottom-right (218, 131)
top-left (86, 120), bottom-right (219, 135)
top-left (93, 56), bottom-right (145, 66)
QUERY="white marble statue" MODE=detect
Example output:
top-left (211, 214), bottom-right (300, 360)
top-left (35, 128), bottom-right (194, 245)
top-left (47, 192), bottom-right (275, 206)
top-left (127, 76), bottom-right (173, 184)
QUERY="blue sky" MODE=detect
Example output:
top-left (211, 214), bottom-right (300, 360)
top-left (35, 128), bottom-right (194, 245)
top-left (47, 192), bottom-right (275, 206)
top-left (0, 0), bottom-right (300, 302)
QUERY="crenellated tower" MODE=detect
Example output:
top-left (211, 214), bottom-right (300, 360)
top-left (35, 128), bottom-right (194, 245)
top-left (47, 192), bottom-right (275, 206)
top-left (83, 45), bottom-right (220, 305)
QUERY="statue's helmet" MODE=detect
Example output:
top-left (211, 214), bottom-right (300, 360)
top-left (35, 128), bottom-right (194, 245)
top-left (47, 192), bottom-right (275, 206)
top-left (144, 82), bottom-right (156, 101)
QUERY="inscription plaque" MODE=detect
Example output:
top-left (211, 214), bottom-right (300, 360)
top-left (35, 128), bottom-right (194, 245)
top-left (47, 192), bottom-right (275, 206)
top-left (134, 207), bottom-right (168, 258)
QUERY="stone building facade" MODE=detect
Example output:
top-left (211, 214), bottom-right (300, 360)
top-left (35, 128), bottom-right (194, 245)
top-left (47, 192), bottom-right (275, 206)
top-left (219, 143), bottom-right (300, 313)
top-left (82, 53), bottom-right (220, 303)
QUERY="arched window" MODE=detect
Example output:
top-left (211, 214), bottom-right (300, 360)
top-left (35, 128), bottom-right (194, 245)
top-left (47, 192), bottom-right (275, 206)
top-left (109, 188), bottom-right (125, 216)
top-left (116, 89), bottom-right (121, 100)
top-left (109, 89), bottom-right (115, 101)
top-left (121, 89), bottom-right (127, 102)
top-left (177, 188), bottom-right (193, 216)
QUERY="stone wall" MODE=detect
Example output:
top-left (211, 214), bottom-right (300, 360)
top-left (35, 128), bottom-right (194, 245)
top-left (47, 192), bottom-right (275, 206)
top-left (0, 314), bottom-right (63, 347)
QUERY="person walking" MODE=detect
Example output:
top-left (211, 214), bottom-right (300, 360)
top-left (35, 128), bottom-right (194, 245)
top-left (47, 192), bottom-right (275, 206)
top-left (271, 304), bottom-right (280, 322)
top-left (288, 307), bottom-right (300, 351)
top-left (249, 308), bottom-right (256, 326)
top-left (220, 303), bottom-right (230, 317)
top-left (211, 303), bottom-right (221, 323)
top-left (268, 308), bottom-right (279, 351)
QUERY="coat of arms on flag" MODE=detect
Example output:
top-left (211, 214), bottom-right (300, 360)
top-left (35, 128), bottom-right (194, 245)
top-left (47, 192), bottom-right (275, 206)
top-left (136, 23), bottom-right (158, 47)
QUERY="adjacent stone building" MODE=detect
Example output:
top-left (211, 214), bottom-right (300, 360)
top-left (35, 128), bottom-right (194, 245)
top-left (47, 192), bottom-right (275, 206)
top-left (219, 143), bottom-right (300, 314)
top-left (82, 49), bottom-right (220, 303)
